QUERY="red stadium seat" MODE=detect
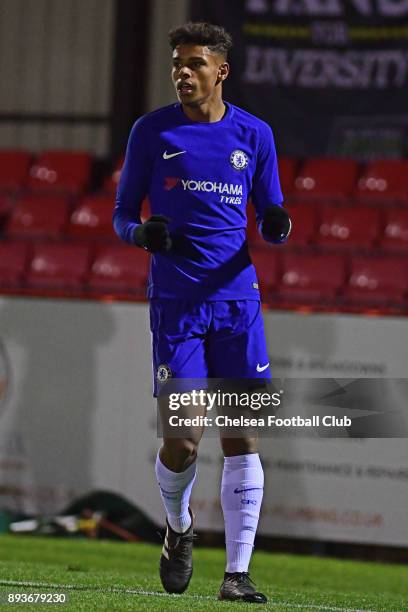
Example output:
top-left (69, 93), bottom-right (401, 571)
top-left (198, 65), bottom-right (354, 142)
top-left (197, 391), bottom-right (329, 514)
top-left (380, 208), bottom-right (408, 251)
top-left (68, 195), bottom-right (150, 240)
top-left (0, 150), bottom-right (31, 192)
top-left (316, 206), bottom-right (382, 248)
top-left (27, 150), bottom-right (92, 195)
top-left (103, 156), bottom-right (124, 194)
top-left (88, 245), bottom-right (150, 294)
top-left (26, 243), bottom-right (90, 290)
top-left (278, 157), bottom-right (297, 197)
top-left (344, 256), bottom-right (408, 306)
top-left (293, 158), bottom-right (359, 202)
top-left (5, 195), bottom-right (70, 239)
top-left (354, 159), bottom-right (408, 205)
top-left (278, 253), bottom-right (346, 302)
top-left (0, 195), bottom-right (13, 221)
top-left (68, 195), bottom-right (118, 241)
top-left (0, 242), bottom-right (30, 288)
top-left (251, 249), bottom-right (280, 296)
top-left (287, 203), bottom-right (320, 246)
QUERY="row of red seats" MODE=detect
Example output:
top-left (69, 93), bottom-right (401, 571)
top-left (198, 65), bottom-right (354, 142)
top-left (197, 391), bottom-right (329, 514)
top-left (0, 149), bottom-right (120, 195)
top-left (1, 193), bottom-right (408, 252)
top-left (0, 194), bottom-right (117, 241)
top-left (1, 149), bottom-right (408, 204)
top-left (279, 157), bottom-right (408, 204)
top-left (0, 150), bottom-right (120, 196)
top-left (252, 250), bottom-right (408, 308)
top-left (250, 205), bottom-right (408, 250)
top-left (0, 241), bottom-right (407, 310)
top-left (0, 242), bottom-right (149, 296)
top-left (0, 150), bottom-right (93, 195)
top-left (0, 194), bottom-right (151, 242)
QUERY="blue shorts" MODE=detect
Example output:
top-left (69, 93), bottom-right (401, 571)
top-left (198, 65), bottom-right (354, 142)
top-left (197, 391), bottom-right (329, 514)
top-left (149, 299), bottom-right (271, 397)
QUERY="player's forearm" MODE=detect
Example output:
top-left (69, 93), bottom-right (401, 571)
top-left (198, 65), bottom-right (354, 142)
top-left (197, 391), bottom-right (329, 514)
top-left (112, 204), bottom-right (142, 245)
top-left (113, 118), bottom-right (153, 245)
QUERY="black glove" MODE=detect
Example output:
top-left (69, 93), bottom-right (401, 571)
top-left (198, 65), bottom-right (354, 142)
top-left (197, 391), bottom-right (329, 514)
top-left (133, 215), bottom-right (172, 253)
top-left (261, 206), bottom-right (291, 244)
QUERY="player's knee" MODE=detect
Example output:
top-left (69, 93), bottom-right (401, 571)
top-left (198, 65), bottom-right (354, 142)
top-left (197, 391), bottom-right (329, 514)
top-left (161, 439), bottom-right (198, 471)
top-left (221, 437), bottom-right (258, 456)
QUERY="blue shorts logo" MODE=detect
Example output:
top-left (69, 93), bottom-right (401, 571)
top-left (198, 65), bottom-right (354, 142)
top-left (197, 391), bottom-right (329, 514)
top-left (157, 364), bottom-right (172, 383)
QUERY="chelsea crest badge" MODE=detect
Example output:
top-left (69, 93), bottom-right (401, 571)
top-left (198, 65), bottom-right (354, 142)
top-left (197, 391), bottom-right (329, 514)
top-left (230, 149), bottom-right (249, 171)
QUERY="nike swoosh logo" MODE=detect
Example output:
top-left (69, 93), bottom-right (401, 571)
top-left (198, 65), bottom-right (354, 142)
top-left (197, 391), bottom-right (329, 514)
top-left (234, 487), bottom-right (263, 494)
top-left (163, 150), bottom-right (186, 160)
top-left (256, 362), bottom-right (270, 372)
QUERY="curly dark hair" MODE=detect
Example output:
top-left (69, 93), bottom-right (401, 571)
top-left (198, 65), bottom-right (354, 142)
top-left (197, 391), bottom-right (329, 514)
top-left (169, 22), bottom-right (233, 58)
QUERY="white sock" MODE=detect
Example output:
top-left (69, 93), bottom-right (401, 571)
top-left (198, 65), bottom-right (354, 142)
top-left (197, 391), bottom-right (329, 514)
top-left (155, 451), bottom-right (196, 534)
top-left (221, 453), bottom-right (264, 573)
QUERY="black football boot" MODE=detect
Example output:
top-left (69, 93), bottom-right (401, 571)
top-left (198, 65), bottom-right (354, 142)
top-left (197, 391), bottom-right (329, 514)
top-left (159, 508), bottom-right (194, 594)
top-left (219, 571), bottom-right (267, 603)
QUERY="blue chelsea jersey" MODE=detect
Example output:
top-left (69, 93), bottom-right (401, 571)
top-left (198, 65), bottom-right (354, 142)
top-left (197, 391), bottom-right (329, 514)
top-left (113, 101), bottom-right (283, 300)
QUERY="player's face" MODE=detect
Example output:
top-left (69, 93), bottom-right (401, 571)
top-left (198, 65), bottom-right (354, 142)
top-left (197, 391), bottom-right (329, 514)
top-left (171, 44), bottom-right (228, 106)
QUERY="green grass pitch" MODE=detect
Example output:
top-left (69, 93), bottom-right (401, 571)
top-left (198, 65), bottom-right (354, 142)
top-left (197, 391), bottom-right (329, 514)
top-left (0, 535), bottom-right (407, 611)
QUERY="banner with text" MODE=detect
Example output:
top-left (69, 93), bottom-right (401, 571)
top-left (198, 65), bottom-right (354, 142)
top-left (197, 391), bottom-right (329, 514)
top-left (0, 298), bottom-right (407, 546)
top-left (191, 0), bottom-right (408, 157)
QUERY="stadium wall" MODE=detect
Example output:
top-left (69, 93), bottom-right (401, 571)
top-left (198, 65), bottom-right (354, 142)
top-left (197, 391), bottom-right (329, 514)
top-left (0, 297), bottom-right (407, 548)
top-left (145, 0), bottom-right (190, 112)
top-left (0, 0), bottom-right (114, 155)
top-left (0, 0), bottom-right (190, 157)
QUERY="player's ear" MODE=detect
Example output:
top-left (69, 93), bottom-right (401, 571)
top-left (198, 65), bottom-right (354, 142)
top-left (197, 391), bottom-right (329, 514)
top-left (219, 62), bottom-right (229, 81)
top-left (215, 61), bottom-right (229, 86)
